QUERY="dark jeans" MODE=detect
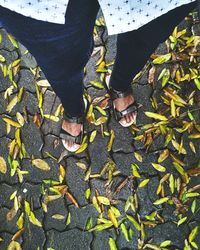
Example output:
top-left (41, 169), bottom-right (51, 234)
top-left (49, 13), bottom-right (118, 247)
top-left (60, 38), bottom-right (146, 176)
top-left (0, 1), bottom-right (196, 117)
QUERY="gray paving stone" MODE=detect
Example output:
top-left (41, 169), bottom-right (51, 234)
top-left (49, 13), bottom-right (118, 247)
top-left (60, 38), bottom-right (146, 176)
top-left (65, 157), bottom-right (89, 207)
top-left (116, 221), bottom-right (139, 250)
top-left (147, 133), bottom-right (166, 153)
top-left (105, 35), bottom-right (117, 64)
top-left (18, 43), bottom-right (38, 68)
top-left (86, 86), bottom-right (107, 100)
top-left (17, 69), bottom-right (37, 93)
top-left (146, 221), bottom-right (189, 249)
top-left (0, 117), bottom-right (7, 137)
top-left (9, 90), bottom-right (39, 116)
top-left (18, 182), bottom-right (42, 210)
top-left (94, 27), bottom-right (105, 46)
top-left (46, 228), bottom-right (93, 250)
top-left (42, 90), bottom-right (57, 114)
top-left (92, 229), bottom-right (116, 250)
top-left (22, 209), bottom-right (46, 250)
top-left (84, 48), bottom-right (103, 88)
top-left (41, 117), bottom-right (62, 137)
top-left (112, 152), bottom-right (158, 177)
top-left (40, 90), bottom-right (62, 136)
top-left (108, 117), bottom-right (134, 153)
top-left (0, 232), bottom-right (14, 250)
top-left (0, 28), bottom-right (17, 51)
top-left (131, 83), bottom-right (154, 126)
top-left (0, 71), bottom-right (14, 93)
top-left (88, 133), bottom-right (110, 174)
top-left (21, 158), bottom-right (60, 183)
top-left (138, 176), bottom-right (160, 217)
top-left (90, 178), bottom-right (107, 198)
top-left (161, 203), bottom-right (178, 221)
top-left (20, 115), bottom-right (43, 158)
top-left (68, 205), bottom-right (98, 230)
top-left (0, 183), bottom-right (18, 208)
top-left (44, 198), bottom-right (68, 231)
top-left (0, 49), bottom-right (19, 65)
top-left (109, 176), bottom-right (136, 201)
top-left (183, 132), bottom-right (200, 167)
top-left (0, 92), bottom-right (7, 114)
top-left (42, 134), bottom-right (63, 159)
top-left (0, 207), bottom-right (19, 234)
top-left (0, 136), bottom-right (19, 184)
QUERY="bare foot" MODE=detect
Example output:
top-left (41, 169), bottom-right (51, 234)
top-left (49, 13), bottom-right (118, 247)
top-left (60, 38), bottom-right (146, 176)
top-left (61, 119), bottom-right (82, 151)
top-left (113, 94), bottom-right (136, 126)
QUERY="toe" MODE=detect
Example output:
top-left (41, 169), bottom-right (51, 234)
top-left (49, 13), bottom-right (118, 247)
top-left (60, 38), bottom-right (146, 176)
top-left (130, 113), bottom-right (135, 121)
top-left (126, 114), bottom-right (131, 123)
top-left (120, 117), bottom-right (127, 125)
top-left (62, 139), bottom-right (80, 152)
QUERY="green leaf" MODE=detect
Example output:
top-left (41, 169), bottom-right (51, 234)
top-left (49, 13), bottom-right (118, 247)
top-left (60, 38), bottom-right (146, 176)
top-left (97, 196), bottom-right (110, 205)
top-left (89, 80), bottom-right (105, 89)
top-left (131, 163), bottom-right (141, 178)
top-left (189, 226), bottom-right (199, 243)
top-left (126, 214), bottom-right (141, 231)
top-left (161, 69), bottom-right (170, 88)
top-left (0, 54), bottom-right (5, 62)
top-left (120, 223), bottom-right (129, 242)
top-left (191, 199), bottom-right (196, 214)
top-left (160, 240), bottom-right (171, 247)
top-left (173, 162), bottom-right (186, 176)
top-left (145, 112), bottom-right (168, 121)
top-left (51, 214), bottom-right (65, 220)
top-left (85, 217), bottom-right (93, 231)
top-left (152, 53), bottom-right (171, 64)
top-left (138, 179), bottom-right (149, 188)
top-left (185, 192), bottom-right (200, 198)
top-left (177, 216), bottom-right (187, 226)
top-left (29, 211), bottom-right (42, 227)
top-left (108, 237), bottom-right (118, 250)
top-left (8, 33), bottom-right (19, 48)
top-left (85, 188), bottom-right (91, 199)
top-left (66, 212), bottom-right (71, 225)
top-left (194, 78), bottom-right (200, 90)
top-left (152, 163), bottom-right (166, 172)
top-left (92, 223), bottom-right (113, 231)
top-left (153, 197), bottom-right (169, 205)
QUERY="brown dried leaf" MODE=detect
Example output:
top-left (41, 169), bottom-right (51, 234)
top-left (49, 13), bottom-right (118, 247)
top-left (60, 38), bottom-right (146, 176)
top-left (32, 113), bottom-right (42, 128)
top-left (6, 207), bottom-right (17, 221)
top-left (11, 228), bottom-right (25, 241)
top-left (148, 66), bottom-right (156, 84)
top-left (187, 168), bottom-right (200, 176)
top-left (65, 191), bottom-right (79, 208)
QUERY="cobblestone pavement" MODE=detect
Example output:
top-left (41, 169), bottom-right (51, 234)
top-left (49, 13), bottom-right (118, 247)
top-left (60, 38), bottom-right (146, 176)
top-left (0, 10), bottom-right (200, 250)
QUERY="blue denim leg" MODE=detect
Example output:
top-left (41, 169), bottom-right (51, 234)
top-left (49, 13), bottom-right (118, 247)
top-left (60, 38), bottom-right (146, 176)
top-left (0, 0), bottom-right (99, 117)
top-left (110, 1), bottom-right (196, 92)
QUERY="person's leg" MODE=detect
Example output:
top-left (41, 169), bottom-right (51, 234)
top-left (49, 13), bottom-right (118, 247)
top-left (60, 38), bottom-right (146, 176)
top-left (0, 0), bottom-right (100, 151)
top-left (109, 1), bottom-right (196, 125)
top-left (0, 0), bottom-right (99, 118)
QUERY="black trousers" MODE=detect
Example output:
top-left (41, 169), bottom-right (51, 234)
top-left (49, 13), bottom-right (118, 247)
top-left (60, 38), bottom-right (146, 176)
top-left (0, 1), bottom-right (196, 117)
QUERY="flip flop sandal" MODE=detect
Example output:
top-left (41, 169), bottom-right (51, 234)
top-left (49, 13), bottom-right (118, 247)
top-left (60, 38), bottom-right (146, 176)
top-left (60, 98), bottom-right (88, 152)
top-left (109, 86), bottom-right (138, 127)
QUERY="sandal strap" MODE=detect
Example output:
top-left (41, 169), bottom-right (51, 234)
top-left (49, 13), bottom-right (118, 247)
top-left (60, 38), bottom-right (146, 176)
top-left (109, 86), bottom-right (133, 100)
top-left (114, 102), bottom-right (137, 121)
top-left (63, 112), bottom-right (84, 124)
top-left (60, 127), bottom-right (83, 144)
